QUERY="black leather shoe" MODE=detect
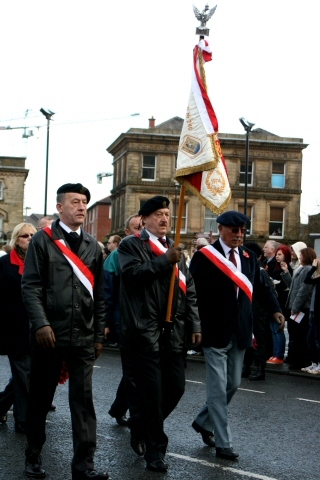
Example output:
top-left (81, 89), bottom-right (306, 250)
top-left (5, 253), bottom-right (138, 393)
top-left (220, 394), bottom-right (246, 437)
top-left (116, 415), bottom-right (128, 426)
top-left (130, 437), bottom-right (146, 456)
top-left (15, 421), bottom-right (26, 434)
top-left (146, 459), bottom-right (168, 472)
top-left (192, 420), bottom-right (215, 447)
top-left (241, 366), bottom-right (251, 378)
top-left (72, 469), bottom-right (109, 479)
top-left (216, 447), bottom-right (239, 460)
top-left (249, 365), bottom-right (265, 381)
top-left (0, 413), bottom-right (7, 424)
top-left (25, 453), bottom-right (46, 478)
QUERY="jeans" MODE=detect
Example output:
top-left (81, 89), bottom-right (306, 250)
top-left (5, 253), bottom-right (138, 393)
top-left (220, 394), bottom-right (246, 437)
top-left (269, 320), bottom-right (286, 359)
top-left (194, 336), bottom-right (245, 449)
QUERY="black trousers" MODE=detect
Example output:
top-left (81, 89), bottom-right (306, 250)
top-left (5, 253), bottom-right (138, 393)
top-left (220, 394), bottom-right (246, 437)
top-left (122, 348), bottom-right (185, 463)
top-left (287, 311), bottom-right (310, 367)
top-left (26, 345), bottom-right (96, 472)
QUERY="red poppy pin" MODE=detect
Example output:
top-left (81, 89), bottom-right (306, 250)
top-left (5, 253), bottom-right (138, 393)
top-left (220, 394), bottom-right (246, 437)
top-left (243, 251), bottom-right (250, 258)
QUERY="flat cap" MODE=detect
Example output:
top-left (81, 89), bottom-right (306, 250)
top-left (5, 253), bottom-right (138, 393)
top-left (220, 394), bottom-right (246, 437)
top-left (139, 196), bottom-right (170, 216)
top-left (57, 183), bottom-right (91, 203)
top-left (216, 210), bottom-right (250, 226)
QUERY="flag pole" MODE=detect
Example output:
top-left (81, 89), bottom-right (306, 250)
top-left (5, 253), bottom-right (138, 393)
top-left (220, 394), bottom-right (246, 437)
top-left (165, 184), bottom-right (186, 323)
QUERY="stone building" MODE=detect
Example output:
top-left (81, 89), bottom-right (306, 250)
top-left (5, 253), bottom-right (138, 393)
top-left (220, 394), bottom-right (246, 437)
top-left (0, 155), bottom-right (29, 243)
top-left (106, 117), bottom-right (307, 251)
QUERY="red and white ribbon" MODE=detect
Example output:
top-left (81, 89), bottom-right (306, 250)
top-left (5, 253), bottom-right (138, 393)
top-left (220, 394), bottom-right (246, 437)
top-left (200, 245), bottom-right (253, 301)
top-left (146, 237), bottom-right (187, 295)
top-left (43, 227), bottom-right (94, 299)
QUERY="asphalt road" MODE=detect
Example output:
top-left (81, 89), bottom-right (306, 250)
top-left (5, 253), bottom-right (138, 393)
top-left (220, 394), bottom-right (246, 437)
top-left (0, 349), bottom-right (319, 480)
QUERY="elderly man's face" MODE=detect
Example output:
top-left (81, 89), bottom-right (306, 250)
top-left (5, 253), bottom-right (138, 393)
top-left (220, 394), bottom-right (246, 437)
top-left (125, 217), bottom-right (142, 236)
top-left (263, 241), bottom-right (275, 259)
top-left (143, 208), bottom-right (170, 238)
top-left (218, 224), bottom-right (245, 248)
top-left (57, 193), bottom-right (87, 229)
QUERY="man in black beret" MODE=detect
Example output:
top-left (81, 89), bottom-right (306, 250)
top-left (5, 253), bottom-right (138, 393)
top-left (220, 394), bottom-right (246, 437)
top-left (118, 195), bottom-right (201, 473)
top-left (21, 183), bottom-right (108, 479)
top-left (189, 210), bottom-right (284, 460)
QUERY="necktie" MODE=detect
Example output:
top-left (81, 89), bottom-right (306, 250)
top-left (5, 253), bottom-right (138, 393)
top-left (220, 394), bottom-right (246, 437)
top-left (229, 249), bottom-right (238, 293)
top-left (158, 237), bottom-right (167, 248)
top-left (229, 248), bottom-right (237, 268)
top-left (69, 231), bottom-right (80, 239)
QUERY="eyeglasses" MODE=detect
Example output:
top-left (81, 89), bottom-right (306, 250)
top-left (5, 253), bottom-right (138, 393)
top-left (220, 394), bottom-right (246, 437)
top-left (227, 227), bottom-right (246, 234)
top-left (107, 241), bottom-right (113, 244)
top-left (19, 233), bottom-right (34, 238)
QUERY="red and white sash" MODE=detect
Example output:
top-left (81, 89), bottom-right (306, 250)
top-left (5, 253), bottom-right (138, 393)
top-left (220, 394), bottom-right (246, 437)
top-left (200, 245), bottom-right (253, 301)
top-left (141, 235), bottom-right (187, 295)
top-left (43, 227), bottom-right (94, 299)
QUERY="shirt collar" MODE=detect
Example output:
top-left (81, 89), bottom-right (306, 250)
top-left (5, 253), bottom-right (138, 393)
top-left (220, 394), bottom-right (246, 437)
top-left (59, 220), bottom-right (81, 236)
top-left (145, 229), bottom-right (166, 243)
top-left (219, 238), bottom-right (239, 256)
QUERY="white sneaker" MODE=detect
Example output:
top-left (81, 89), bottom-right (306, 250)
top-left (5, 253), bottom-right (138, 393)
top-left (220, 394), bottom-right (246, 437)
top-left (301, 363), bottom-right (317, 373)
top-left (310, 363), bottom-right (320, 374)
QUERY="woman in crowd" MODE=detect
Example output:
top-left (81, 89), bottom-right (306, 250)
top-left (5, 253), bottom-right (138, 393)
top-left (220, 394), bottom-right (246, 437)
top-left (267, 245), bottom-right (292, 364)
top-left (303, 257), bottom-right (320, 374)
top-left (281, 247), bottom-right (316, 370)
top-left (0, 222), bottom-right (36, 433)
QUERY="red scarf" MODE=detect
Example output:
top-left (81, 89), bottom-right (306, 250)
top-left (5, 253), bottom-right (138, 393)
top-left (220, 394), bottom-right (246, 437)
top-left (10, 248), bottom-right (24, 275)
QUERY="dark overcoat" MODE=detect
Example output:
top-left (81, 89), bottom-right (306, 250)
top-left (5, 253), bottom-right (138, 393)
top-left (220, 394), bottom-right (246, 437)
top-left (189, 239), bottom-right (261, 349)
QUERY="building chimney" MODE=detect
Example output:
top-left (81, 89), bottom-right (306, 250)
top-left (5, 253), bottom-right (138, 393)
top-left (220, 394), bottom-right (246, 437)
top-left (148, 116), bottom-right (156, 128)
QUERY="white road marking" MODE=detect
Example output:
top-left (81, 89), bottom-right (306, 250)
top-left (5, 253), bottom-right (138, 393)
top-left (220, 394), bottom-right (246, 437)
top-left (168, 453), bottom-right (279, 480)
top-left (186, 379), bottom-right (204, 384)
top-left (93, 365), bottom-right (101, 368)
top-left (296, 398), bottom-right (320, 404)
top-left (238, 388), bottom-right (265, 394)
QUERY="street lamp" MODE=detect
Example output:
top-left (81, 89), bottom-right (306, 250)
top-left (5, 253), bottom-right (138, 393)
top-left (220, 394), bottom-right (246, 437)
top-left (239, 117), bottom-right (255, 217)
top-left (40, 108), bottom-right (55, 216)
top-left (97, 172), bottom-right (113, 184)
top-left (24, 206), bottom-right (31, 221)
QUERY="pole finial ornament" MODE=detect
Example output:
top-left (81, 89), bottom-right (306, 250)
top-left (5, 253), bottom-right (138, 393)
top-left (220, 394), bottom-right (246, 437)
top-left (193, 3), bottom-right (217, 36)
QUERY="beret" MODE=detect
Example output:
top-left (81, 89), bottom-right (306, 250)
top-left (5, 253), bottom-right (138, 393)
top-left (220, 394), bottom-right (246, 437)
top-left (139, 196), bottom-right (170, 216)
top-left (216, 210), bottom-right (250, 226)
top-left (57, 183), bottom-right (91, 203)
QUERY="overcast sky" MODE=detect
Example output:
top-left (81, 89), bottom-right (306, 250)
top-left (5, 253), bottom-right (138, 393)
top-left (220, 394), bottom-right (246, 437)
top-left (0, 0), bottom-right (318, 223)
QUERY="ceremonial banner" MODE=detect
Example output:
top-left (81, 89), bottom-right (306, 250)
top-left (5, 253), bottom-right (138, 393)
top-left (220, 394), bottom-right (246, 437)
top-left (175, 38), bottom-right (231, 214)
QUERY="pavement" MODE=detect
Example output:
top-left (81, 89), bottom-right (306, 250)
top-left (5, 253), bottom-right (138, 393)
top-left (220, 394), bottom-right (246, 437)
top-left (185, 350), bottom-right (320, 379)
top-left (105, 345), bottom-right (320, 380)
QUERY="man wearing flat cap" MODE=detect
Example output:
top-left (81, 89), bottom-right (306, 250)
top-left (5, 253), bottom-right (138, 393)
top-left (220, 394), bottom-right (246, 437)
top-left (189, 210), bottom-right (284, 460)
top-left (22, 183), bottom-right (109, 479)
top-left (118, 195), bottom-right (201, 473)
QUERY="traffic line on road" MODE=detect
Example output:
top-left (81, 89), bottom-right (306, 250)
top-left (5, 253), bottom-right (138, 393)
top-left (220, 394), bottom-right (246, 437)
top-left (186, 379), bottom-right (204, 384)
top-left (238, 388), bottom-right (265, 394)
top-left (168, 453), bottom-right (278, 480)
top-left (296, 398), bottom-right (320, 404)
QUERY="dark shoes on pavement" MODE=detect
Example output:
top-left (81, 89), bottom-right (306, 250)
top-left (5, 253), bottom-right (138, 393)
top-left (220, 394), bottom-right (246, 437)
top-left (146, 459), bottom-right (168, 472)
top-left (241, 366), bottom-right (251, 378)
top-left (249, 365), bottom-right (265, 381)
top-left (115, 415), bottom-right (128, 426)
top-left (192, 420), bottom-right (215, 447)
top-left (108, 408), bottom-right (128, 426)
top-left (25, 453), bottom-right (46, 479)
top-left (130, 437), bottom-right (146, 456)
top-left (0, 413), bottom-right (7, 424)
top-left (72, 468), bottom-right (109, 479)
top-left (216, 447), bottom-right (239, 460)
